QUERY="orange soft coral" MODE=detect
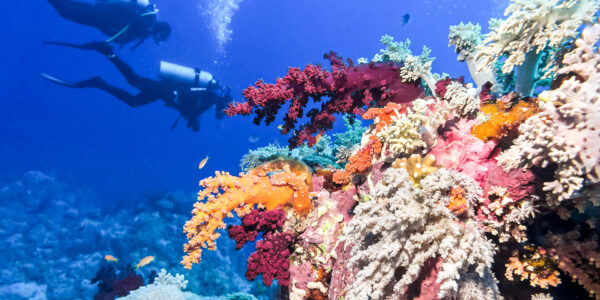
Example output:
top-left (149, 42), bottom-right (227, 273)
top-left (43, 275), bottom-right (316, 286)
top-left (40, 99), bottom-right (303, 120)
top-left (471, 99), bottom-right (538, 143)
top-left (333, 139), bottom-right (376, 184)
top-left (182, 159), bottom-right (312, 269)
top-left (447, 187), bottom-right (469, 217)
top-left (362, 102), bottom-right (407, 134)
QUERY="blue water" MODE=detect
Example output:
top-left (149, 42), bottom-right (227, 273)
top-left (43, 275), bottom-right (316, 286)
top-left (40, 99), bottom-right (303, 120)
top-left (1, 0), bottom-right (504, 202)
top-left (0, 1), bottom-right (509, 299)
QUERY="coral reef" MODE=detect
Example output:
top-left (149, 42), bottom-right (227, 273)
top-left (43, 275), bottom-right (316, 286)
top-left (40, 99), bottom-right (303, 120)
top-left (183, 3), bottom-right (600, 299)
top-left (0, 172), bottom-right (275, 300)
top-left (182, 160), bottom-right (312, 269)
top-left (475, 0), bottom-right (599, 96)
top-left (497, 23), bottom-right (600, 205)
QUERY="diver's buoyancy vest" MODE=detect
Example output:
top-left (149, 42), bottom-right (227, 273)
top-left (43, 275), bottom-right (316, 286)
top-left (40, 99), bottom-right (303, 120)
top-left (107, 0), bottom-right (150, 9)
top-left (159, 61), bottom-right (215, 88)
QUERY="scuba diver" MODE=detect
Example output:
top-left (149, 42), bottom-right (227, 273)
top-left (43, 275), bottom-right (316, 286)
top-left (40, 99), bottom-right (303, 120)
top-left (46, 0), bottom-right (171, 49)
top-left (41, 42), bottom-right (231, 131)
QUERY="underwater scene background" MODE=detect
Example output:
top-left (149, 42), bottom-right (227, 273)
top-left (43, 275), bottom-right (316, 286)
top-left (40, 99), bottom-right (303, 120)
top-left (1, 0), bottom-right (599, 299)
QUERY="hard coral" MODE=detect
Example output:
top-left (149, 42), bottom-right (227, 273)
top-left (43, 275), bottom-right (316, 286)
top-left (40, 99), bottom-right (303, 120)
top-left (182, 160), bottom-right (312, 269)
top-left (225, 51), bottom-right (424, 147)
top-left (391, 153), bottom-right (437, 187)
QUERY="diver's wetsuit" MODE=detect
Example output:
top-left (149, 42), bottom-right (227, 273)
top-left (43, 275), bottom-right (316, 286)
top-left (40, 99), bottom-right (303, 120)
top-left (47, 0), bottom-right (161, 47)
top-left (42, 46), bottom-right (229, 131)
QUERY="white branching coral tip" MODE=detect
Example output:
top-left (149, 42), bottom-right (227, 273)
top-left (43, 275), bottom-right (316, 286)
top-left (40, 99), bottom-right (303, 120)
top-left (476, 0), bottom-right (599, 74)
top-left (497, 23), bottom-right (600, 205)
top-left (443, 82), bottom-right (481, 116)
top-left (341, 168), bottom-right (498, 299)
top-left (376, 98), bottom-right (445, 156)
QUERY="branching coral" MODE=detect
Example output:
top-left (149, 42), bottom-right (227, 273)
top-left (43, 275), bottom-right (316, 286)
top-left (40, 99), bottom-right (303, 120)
top-left (545, 230), bottom-right (600, 298)
top-left (505, 245), bottom-right (561, 289)
top-left (341, 167), bottom-right (497, 299)
top-left (246, 232), bottom-right (294, 287)
top-left (477, 186), bottom-right (537, 243)
top-left (448, 22), bottom-right (500, 91)
top-left (376, 98), bottom-right (446, 156)
top-left (442, 81), bottom-right (481, 116)
top-left (225, 51), bottom-right (424, 147)
top-left (182, 160), bottom-right (312, 269)
top-left (371, 35), bottom-right (440, 96)
top-left (475, 0), bottom-right (599, 96)
top-left (497, 23), bottom-right (600, 205)
top-left (228, 209), bottom-right (293, 287)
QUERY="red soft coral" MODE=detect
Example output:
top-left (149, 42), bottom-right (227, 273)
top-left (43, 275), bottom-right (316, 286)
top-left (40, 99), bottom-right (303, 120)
top-left (246, 232), bottom-right (294, 286)
top-left (226, 51), bottom-right (424, 147)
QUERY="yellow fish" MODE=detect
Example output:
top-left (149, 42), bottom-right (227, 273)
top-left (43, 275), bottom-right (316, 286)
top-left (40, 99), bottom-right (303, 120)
top-left (198, 156), bottom-right (210, 170)
top-left (136, 256), bottom-right (154, 269)
top-left (104, 255), bottom-right (118, 263)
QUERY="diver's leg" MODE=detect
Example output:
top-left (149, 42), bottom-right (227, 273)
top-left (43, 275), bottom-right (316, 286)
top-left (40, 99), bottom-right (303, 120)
top-left (47, 0), bottom-right (100, 26)
top-left (41, 73), bottom-right (156, 107)
top-left (106, 55), bottom-right (162, 90)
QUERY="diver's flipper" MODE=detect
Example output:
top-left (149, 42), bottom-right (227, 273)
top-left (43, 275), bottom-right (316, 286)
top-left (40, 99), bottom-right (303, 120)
top-left (41, 73), bottom-right (105, 88)
top-left (170, 114), bottom-right (182, 131)
top-left (41, 73), bottom-right (82, 88)
top-left (44, 41), bottom-right (115, 56)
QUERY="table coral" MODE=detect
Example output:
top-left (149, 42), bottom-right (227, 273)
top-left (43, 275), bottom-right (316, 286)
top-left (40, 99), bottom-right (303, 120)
top-left (182, 160), bottom-right (312, 269)
top-left (225, 51), bottom-right (424, 147)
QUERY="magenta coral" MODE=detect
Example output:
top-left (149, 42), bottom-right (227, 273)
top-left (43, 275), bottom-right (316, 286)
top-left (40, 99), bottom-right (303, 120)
top-left (227, 209), bottom-right (286, 249)
top-left (225, 51), bottom-right (424, 147)
top-left (246, 232), bottom-right (294, 286)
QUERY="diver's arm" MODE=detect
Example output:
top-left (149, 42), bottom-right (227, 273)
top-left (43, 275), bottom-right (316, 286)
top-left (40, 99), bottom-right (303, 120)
top-left (129, 37), bottom-right (147, 50)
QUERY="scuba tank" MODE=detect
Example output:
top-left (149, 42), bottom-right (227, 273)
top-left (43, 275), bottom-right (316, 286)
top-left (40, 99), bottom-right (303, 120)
top-left (108, 0), bottom-right (151, 8)
top-left (159, 61), bottom-right (216, 89)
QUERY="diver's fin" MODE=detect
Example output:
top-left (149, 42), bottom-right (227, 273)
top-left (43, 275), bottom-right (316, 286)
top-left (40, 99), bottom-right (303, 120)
top-left (41, 73), bottom-right (105, 88)
top-left (170, 114), bottom-right (182, 131)
top-left (41, 73), bottom-right (81, 88)
top-left (44, 41), bottom-right (115, 56)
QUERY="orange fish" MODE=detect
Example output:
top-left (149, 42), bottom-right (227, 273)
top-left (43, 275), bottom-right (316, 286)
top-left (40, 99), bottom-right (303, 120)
top-left (198, 156), bottom-right (210, 170)
top-left (104, 255), bottom-right (118, 263)
top-left (136, 256), bottom-right (154, 269)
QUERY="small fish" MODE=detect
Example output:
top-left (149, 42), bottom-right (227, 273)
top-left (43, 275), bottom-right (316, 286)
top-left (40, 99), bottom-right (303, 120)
top-left (136, 256), bottom-right (154, 269)
top-left (315, 133), bottom-right (323, 144)
top-left (198, 156), bottom-right (210, 170)
top-left (402, 13), bottom-right (411, 26)
top-left (277, 124), bottom-right (284, 131)
top-left (248, 134), bottom-right (260, 143)
top-left (104, 255), bottom-right (118, 263)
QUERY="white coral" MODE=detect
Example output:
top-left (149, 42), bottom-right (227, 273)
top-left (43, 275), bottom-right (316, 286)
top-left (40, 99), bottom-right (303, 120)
top-left (341, 168), bottom-right (497, 299)
top-left (497, 23), bottom-right (600, 205)
top-left (443, 82), bottom-right (481, 116)
top-left (476, 0), bottom-right (599, 74)
top-left (376, 98), bottom-right (445, 156)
